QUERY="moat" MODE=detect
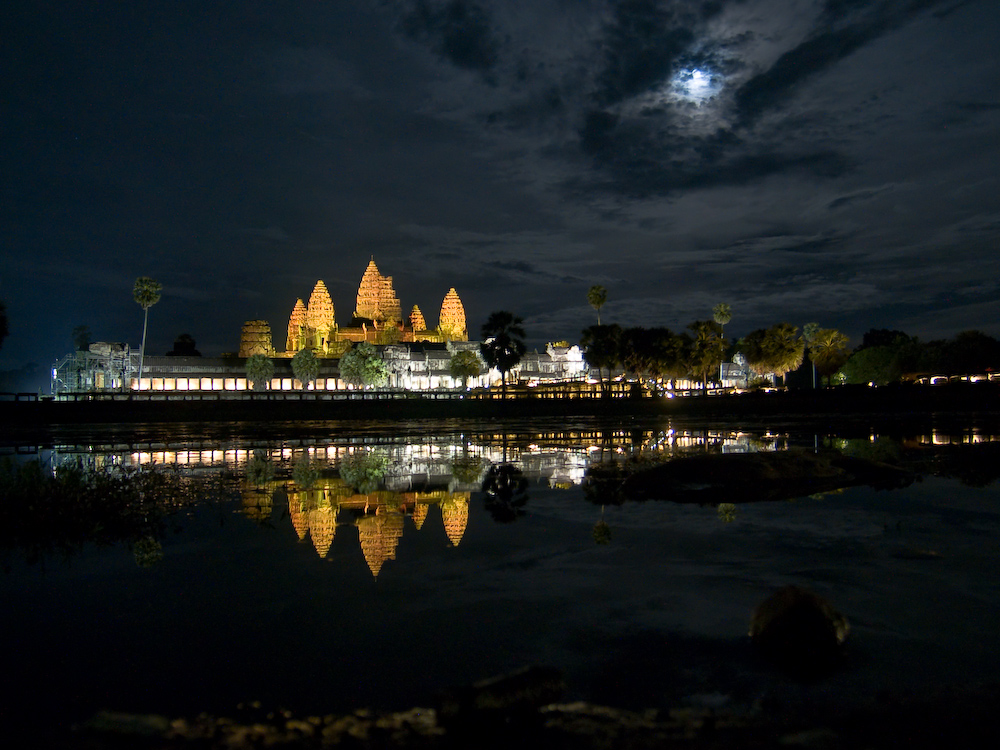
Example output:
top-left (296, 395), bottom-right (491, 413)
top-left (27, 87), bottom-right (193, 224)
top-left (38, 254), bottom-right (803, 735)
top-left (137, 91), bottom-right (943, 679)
top-left (2, 415), bottom-right (1000, 744)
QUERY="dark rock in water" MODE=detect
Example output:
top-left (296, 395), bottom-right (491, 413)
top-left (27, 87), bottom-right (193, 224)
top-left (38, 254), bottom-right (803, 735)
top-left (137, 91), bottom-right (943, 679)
top-left (749, 585), bottom-right (850, 679)
top-left (621, 448), bottom-right (913, 503)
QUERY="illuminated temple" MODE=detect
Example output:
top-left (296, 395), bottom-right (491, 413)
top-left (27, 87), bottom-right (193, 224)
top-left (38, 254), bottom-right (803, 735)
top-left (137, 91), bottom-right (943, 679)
top-left (51, 256), bottom-right (592, 394)
top-left (283, 258), bottom-right (467, 355)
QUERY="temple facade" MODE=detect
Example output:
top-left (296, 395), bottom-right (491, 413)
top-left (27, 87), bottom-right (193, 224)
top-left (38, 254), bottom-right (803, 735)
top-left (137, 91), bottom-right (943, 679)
top-left (284, 257), bottom-right (468, 355)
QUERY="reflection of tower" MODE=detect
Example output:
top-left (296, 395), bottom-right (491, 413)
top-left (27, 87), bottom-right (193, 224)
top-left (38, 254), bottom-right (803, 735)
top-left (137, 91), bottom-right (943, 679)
top-left (357, 509), bottom-right (405, 577)
top-left (288, 491), bottom-right (310, 540)
top-left (411, 502), bottom-right (429, 530)
top-left (241, 488), bottom-right (273, 523)
top-left (308, 503), bottom-right (337, 558)
top-left (440, 493), bottom-right (470, 546)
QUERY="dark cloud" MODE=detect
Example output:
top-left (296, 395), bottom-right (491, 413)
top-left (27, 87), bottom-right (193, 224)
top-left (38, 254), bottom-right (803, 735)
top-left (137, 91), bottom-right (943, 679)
top-left (594, 0), bottom-right (700, 106)
top-left (399, 0), bottom-right (501, 74)
top-left (734, 0), bottom-right (953, 122)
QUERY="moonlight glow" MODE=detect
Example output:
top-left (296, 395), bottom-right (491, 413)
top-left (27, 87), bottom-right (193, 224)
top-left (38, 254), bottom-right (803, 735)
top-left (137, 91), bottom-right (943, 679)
top-left (675, 68), bottom-right (718, 103)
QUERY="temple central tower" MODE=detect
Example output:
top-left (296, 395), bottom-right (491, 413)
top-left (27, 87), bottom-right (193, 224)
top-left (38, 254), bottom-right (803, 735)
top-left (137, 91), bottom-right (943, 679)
top-left (354, 258), bottom-right (402, 324)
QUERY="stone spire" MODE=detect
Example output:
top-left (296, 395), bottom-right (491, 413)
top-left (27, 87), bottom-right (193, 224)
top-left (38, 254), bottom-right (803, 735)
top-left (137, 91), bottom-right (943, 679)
top-left (409, 305), bottom-right (426, 332)
top-left (354, 258), bottom-right (402, 324)
top-left (306, 280), bottom-right (335, 331)
top-left (286, 298), bottom-right (307, 352)
top-left (438, 288), bottom-right (467, 341)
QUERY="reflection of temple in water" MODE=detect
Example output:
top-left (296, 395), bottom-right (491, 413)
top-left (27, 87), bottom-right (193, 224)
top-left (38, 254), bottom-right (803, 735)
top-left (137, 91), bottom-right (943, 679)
top-left (285, 480), bottom-right (470, 577)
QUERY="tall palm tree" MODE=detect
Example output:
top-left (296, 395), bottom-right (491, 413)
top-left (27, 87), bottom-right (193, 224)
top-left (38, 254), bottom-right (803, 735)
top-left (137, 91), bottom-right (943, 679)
top-left (132, 277), bottom-right (162, 385)
top-left (480, 311), bottom-right (526, 398)
top-left (712, 304), bottom-right (733, 384)
top-left (740, 323), bottom-right (805, 386)
top-left (712, 303), bottom-right (732, 337)
top-left (246, 353), bottom-right (275, 391)
top-left (808, 328), bottom-right (850, 386)
top-left (687, 320), bottom-right (726, 395)
top-left (291, 348), bottom-right (321, 389)
top-left (587, 285), bottom-right (608, 325)
top-left (581, 324), bottom-right (622, 397)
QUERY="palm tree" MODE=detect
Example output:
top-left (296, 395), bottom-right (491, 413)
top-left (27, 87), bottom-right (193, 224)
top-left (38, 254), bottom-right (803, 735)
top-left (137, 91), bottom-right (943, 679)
top-left (687, 320), bottom-right (726, 395)
top-left (480, 311), bottom-right (526, 397)
top-left (132, 277), bottom-right (162, 384)
top-left (246, 353), bottom-right (275, 391)
top-left (767, 322), bottom-right (805, 385)
top-left (808, 328), bottom-right (850, 386)
top-left (802, 322), bottom-right (821, 388)
top-left (581, 324), bottom-right (621, 397)
top-left (291, 348), bottom-right (321, 389)
top-left (587, 285), bottom-right (608, 325)
top-left (712, 303), bottom-right (732, 336)
top-left (740, 323), bottom-right (805, 387)
top-left (712, 304), bottom-right (733, 385)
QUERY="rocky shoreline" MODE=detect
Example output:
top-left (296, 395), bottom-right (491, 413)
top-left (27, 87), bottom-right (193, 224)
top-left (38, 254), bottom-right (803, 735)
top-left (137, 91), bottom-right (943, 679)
top-left (58, 678), bottom-right (1000, 749)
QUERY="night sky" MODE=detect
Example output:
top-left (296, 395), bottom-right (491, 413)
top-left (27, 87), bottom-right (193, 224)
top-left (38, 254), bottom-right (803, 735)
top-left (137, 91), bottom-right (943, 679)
top-left (3, 0), bottom-right (998, 383)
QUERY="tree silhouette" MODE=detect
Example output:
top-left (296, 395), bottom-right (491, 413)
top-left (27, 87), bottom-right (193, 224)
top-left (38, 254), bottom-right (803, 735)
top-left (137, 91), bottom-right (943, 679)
top-left (133, 277), bottom-right (162, 384)
top-left (740, 323), bottom-right (805, 386)
top-left (291, 348), bottom-right (321, 389)
top-left (807, 328), bottom-right (850, 386)
top-left (480, 311), bottom-right (526, 397)
top-left (581, 324), bottom-right (621, 397)
top-left (481, 463), bottom-right (529, 522)
top-left (687, 319), bottom-right (726, 394)
top-left (449, 349), bottom-right (481, 388)
top-left (712, 303), bottom-right (732, 336)
top-left (339, 341), bottom-right (388, 388)
top-left (587, 285), bottom-right (608, 325)
top-left (245, 353), bottom-right (274, 391)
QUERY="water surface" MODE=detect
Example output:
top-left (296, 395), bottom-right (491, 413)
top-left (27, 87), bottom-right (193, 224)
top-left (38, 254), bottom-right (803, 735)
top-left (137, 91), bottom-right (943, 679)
top-left (3, 417), bottom-right (999, 735)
